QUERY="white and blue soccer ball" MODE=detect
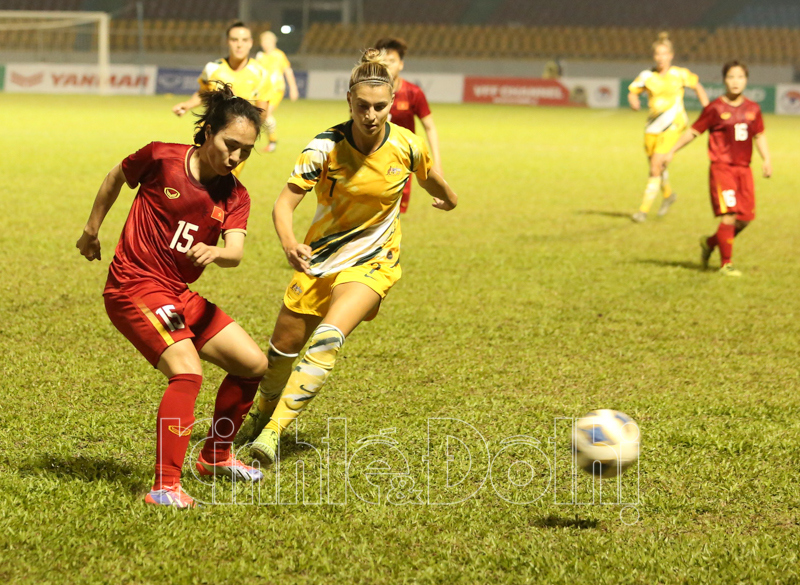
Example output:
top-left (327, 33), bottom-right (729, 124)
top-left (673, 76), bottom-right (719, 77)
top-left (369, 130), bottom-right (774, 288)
top-left (573, 409), bottom-right (640, 479)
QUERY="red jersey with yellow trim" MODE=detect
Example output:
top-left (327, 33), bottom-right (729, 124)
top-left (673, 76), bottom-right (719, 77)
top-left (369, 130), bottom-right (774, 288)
top-left (692, 97), bottom-right (764, 167)
top-left (107, 142), bottom-right (250, 294)
top-left (389, 79), bottom-right (431, 134)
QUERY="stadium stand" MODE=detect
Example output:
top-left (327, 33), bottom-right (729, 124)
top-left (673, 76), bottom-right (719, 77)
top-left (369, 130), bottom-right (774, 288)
top-left (298, 22), bottom-right (800, 65)
top-left (364, 0), bottom-right (472, 25)
top-left (0, 0), bottom-right (84, 9)
top-left (0, 0), bottom-right (237, 20)
top-left (0, 16), bottom-right (271, 54)
top-left (730, 1), bottom-right (800, 28)
top-left (488, 0), bottom-right (718, 27)
top-left (1, 0), bottom-right (798, 65)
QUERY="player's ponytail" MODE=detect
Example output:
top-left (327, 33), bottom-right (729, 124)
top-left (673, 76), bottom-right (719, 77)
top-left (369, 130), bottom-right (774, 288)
top-left (193, 82), bottom-right (263, 146)
top-left (652, 31), bottom-right (673, 53)
top-left (349, 48), bottom-right (393, 90)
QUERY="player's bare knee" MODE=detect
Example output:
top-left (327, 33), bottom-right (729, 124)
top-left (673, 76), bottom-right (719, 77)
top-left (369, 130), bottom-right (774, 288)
top-left (650, 158), bottom-right (665, 176)
top-left (245, 350), bottom-right (269, 378)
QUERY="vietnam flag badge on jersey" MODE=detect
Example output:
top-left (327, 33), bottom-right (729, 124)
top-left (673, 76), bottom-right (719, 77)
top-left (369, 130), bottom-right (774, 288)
top-left (211, 206), bottom-right (224, 222)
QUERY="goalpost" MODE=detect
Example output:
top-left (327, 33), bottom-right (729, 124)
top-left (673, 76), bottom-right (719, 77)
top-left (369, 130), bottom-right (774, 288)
top-left (0, 10), bottom-right (111, 94)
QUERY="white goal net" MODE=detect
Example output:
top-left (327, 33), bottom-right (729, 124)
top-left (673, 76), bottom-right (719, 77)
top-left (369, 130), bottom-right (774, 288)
top-left (0, 10), bottom-right (111, 94)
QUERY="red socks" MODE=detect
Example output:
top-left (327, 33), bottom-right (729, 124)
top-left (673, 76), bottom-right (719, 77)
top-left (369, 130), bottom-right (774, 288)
top-left (201, 375), bottom-right (262, 463)
top-left (153, 373), bottom-right (262, 487)
top-left (716, 223), bottom-right (736, 266)
top-left (154, 374), bottom-right (203, 490)
top-left (706, 223), bottom-right (736, 266)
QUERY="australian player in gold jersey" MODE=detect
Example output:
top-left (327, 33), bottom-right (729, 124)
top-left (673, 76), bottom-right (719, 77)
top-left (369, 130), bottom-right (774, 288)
top-left (172, 22), bottom-right (269, 177)
top-left (236, 49), bottom-right (458, 464)
top-left (629, 32), bottom-right (708, 222)
top-left (255, 31), bottom-right (300, 152)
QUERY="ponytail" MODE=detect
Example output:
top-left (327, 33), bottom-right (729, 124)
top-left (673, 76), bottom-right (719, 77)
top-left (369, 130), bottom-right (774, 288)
top-left (349, 48), bottom-right (393, 90)
top-left (652, 31), bottom-right (673, 53)
top-left (193, 82), bottom-right (263, 146)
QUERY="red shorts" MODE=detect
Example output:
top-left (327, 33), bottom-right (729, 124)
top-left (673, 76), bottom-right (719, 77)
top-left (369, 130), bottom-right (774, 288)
top-left (709, 163), bottom-right (755, 221)
top-left (103, 279), bottom-right (233, 367)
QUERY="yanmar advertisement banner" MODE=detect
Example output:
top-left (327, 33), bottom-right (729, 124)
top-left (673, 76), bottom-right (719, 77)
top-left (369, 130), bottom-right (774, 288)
top-left (5, 63), bottom-right (156, 95)
top-left (463, 76), bottom-right (618, 108)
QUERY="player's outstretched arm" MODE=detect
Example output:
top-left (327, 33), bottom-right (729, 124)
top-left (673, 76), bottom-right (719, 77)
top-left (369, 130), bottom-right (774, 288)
top-left (627, 92), bottom-right (641, 111)
top-left (420, 114), bottom-right (443, 177)
top-left (173, 92), bottom-right (202, 117)
top-left (76, 164), bottom-right (127, 261)
top-left (694, 82), bottom-right (710, 107)
top-left (273, 183), bottom-right (313, 275)
top-left (285, 67), bottom-right (300, 101)
top-left (663, 129), bottom-right (699, 166)
top-left (186, 232), bottom-right (246, 268)
top-left (418, 170), bottom-right (458, 211)
top-left (755, 133), bottom-right (772, 178)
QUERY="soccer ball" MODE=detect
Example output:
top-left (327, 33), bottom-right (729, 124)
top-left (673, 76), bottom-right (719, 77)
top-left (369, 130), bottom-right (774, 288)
top-left (573, 410), bottom-right (640, 479)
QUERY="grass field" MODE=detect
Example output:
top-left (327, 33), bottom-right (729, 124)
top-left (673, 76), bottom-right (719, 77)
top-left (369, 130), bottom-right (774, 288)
top-left (1, 94), bottom-right (800, 583)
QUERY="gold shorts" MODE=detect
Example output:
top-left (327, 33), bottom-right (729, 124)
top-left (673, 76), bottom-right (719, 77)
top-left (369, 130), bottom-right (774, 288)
top-left (645, 127), bottom-right (683, 157)
top-left (283, 254), bottom-right (402, 318)
top-left (267, 89), bottom-right (285, 110)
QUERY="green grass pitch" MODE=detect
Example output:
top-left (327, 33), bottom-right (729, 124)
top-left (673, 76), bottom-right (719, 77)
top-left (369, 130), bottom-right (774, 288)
top-left (1, 94), bottom-right (799, 583)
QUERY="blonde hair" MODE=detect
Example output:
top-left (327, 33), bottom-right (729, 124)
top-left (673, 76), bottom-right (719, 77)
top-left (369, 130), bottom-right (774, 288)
top-left (652, 31), bottom-right (673, 53)
top-left (349, 48), bottom-right (393, 90)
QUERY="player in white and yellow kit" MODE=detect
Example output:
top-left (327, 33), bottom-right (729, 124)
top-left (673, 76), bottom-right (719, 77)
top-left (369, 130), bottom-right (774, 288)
top-left (172, 22), bottom-right (270, 177)
top-left (629, 32), bottom-right (708, 222)
top-left (237, 49), bottom-right (458, 464)
top-left (255, 31), bottom-right (300, 152)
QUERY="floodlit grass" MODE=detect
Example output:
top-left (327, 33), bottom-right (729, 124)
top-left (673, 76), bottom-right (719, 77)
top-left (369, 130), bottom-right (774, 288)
top-left (1, 94), bottom-right (799, 583)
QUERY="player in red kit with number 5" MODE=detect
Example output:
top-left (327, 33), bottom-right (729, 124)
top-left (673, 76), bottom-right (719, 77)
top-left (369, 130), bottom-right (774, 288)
top-left (76, 84), bottom-right (268, 508)
top-left (375, 37), bottom-right (443, 213)
top-left (666, 61), bottom-right (772, 276)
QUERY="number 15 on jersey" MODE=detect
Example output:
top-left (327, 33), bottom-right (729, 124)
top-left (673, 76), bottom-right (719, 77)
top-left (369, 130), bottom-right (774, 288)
top-left (169, 221), bottom-right (199, 253)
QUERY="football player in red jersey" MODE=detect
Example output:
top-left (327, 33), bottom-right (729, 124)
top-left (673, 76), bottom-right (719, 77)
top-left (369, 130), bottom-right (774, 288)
top-left (76, 84), bottom-right (268, 508)
top-left (375, 37), bottom-right (442, 213)
top-left (665, 61), bottom-right (772, 276)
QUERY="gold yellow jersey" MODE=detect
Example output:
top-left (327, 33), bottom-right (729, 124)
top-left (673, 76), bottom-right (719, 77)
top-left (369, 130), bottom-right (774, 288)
top-left (288, 121), bottom-right (432, 277)
top-left (629, 66), bottom-right (699, 134)
top-left (198, 58), bottom-right (271, 103)
top-left (255, 48), bottom-right (291, 94)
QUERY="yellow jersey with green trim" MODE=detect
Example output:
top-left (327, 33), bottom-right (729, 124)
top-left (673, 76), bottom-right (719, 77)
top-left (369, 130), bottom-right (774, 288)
top-left (255, 48), bottom-right (291, 94)
top-left (629, 66), bottom-right (699, 134)
top-left (198, 58), bottom-right (270, 103)
top-left (288, 120), bottom-right (432, 278)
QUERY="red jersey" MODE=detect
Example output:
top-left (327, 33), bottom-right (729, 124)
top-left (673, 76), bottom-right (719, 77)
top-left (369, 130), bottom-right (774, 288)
top-left (692, 97), bottom-right (764, 167)
top-left (389, 79), bottom-right (431, 134)
top-left (107, 142), bottom-right (250, 294)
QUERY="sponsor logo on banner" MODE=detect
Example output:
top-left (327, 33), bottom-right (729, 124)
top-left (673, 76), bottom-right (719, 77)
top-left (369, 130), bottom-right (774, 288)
top-left (10, 71), bottom-right (44, 87)
top-left (5, 63), bottom-right (156, 95)
top-left (156, 68), bottom-right (201, 95)
top-left (561, 77), bottom-right (619, 109)
top-left (307, 71), bottom-right (463, 103)
top-left (463, 77), bottom-right (578, 107)
top-left (776, 84), bottom-right (800, 115)
top-left (620, 80), bottom-right (776, 114)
